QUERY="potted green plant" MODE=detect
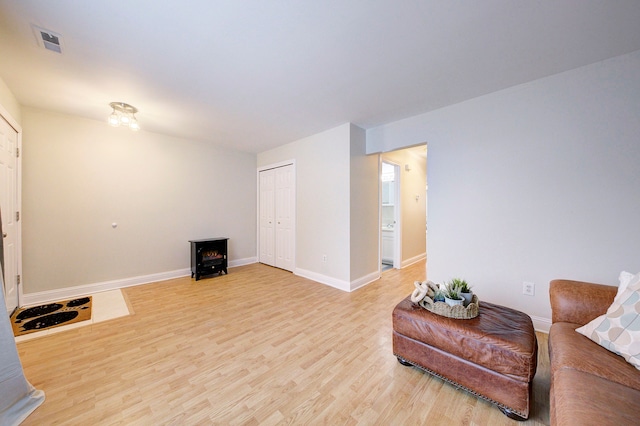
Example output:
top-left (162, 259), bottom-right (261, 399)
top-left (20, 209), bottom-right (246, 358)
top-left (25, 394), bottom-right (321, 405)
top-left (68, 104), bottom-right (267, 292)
top-left (449, 278), bottom-right (473, 306)
top-left (444, 281), bottom-right (464, 306)
top-left (433, 287), bottom-right (446, 303)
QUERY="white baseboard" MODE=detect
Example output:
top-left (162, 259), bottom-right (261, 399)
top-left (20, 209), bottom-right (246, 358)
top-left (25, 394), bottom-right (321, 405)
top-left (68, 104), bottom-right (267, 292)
top-left (22, 268), bottom-right (191, 306)
top-left (532, 315), bottom-right (551, 334)
top-left (401, 252), bottom-right (426, 268)
top-left (350, 271), bottom-right (381, 291)
top-left (294, 268), bottom-right (382, 293)
top-left (229, 257), bottom-right (257, 268)
top-left (21, 257), bottom-right (258, 306)
top-left (294, 268), bottom-right (351, 292)
top-left (21, 258), bottom-right (554, 335)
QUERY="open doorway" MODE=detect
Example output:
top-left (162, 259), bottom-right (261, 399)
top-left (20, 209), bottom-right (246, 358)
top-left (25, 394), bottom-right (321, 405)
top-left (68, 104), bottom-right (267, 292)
top-left (380, 145), bottom-right (427, 272)
top-left (381, 161), bottom-right (400, 271)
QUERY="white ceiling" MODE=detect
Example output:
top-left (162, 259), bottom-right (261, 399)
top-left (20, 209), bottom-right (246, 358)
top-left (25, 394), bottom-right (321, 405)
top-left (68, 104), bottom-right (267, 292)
top-left (1, 1), bottom-right (640, 153)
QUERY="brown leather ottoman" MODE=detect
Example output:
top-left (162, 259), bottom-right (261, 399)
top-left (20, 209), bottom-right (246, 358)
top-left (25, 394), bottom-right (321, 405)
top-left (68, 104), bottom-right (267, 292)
top-left (392, 296), bottom-right (538, 420)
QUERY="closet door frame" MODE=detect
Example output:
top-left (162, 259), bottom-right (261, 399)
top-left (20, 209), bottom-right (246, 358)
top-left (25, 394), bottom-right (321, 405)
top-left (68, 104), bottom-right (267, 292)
top-left (257, 160), bottom-right (296, 272)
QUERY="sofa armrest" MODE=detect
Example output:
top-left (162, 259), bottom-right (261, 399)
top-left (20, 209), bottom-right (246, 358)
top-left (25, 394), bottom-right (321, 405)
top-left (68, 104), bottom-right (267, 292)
top-left (550, 279), bottom-right (616, 325)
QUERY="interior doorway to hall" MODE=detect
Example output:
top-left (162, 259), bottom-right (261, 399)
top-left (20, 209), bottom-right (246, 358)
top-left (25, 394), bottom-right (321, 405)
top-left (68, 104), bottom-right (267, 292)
top-left (379, 145), bottom-right (427, 273)
top-left (381, 161), bottom-right (399, 271)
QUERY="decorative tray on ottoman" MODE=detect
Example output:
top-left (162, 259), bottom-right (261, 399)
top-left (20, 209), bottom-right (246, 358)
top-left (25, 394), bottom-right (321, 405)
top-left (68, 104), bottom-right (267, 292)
top-left (418, 294), bottom-right (479, 319)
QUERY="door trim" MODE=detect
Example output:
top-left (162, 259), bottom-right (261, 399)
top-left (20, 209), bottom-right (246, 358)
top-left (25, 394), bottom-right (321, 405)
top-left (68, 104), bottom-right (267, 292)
top-left (0, 102), bottom-right (23, 311)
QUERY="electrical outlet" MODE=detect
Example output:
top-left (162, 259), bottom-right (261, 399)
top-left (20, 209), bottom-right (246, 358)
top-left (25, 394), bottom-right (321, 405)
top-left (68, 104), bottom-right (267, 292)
top-left (522, 281), bottom-right (535, 296)
top-left (322, 254), bottom-right (327, 262)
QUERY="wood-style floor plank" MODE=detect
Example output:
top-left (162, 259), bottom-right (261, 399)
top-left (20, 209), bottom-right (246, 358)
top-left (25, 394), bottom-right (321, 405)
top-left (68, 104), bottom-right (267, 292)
top-left (17, 262), bottom-right (550, 425)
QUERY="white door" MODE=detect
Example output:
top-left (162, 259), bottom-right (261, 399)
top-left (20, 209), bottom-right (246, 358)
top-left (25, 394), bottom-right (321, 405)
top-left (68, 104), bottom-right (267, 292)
top-left (259, 170), bottom-right (275, 266)
top-left (274, 165), bottom-right (294, 271)
top-left (0, 115), bottom-right (18, 314)
top-left (258, 164), bottom-right (295, 272)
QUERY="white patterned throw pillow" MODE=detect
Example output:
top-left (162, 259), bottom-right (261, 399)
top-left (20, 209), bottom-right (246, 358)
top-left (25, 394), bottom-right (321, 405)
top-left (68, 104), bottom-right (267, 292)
top-left (576, 272), bottom-right (640, 370)
top-left (617, 270), bottom-right (635, 298)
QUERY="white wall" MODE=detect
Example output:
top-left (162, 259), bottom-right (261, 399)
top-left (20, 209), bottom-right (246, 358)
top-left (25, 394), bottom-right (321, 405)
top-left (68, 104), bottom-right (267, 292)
top-left (258, 123), bottom-right (352, 284)
top-left (349, 124), bottom-right (379, 284)
top-left (367, 50), bottom-right (640, 324)
top-left (22, 107), bottom-right (257, 294)
top-left (258, 123), bottom-right (381, 290)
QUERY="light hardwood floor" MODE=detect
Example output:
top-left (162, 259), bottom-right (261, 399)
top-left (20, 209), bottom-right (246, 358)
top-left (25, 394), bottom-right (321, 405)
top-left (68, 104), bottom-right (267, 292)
top-left (17, 262), bottom-right (549, 425)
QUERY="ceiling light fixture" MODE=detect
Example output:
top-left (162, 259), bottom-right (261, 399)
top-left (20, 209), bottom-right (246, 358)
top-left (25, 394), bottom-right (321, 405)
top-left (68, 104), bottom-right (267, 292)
top-left (108, 102), bottom-right (140, 131)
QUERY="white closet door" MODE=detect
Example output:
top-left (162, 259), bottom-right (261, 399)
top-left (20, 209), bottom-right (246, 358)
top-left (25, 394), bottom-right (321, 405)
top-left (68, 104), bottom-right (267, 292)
top-left (274, 165), bottom-right (294, 271)
top-left (0, 116), bottom-right (18, 314)
top-left (259, 169), bottom-right (275, 266)
top-left (258, 164), bottom-right (294, 272)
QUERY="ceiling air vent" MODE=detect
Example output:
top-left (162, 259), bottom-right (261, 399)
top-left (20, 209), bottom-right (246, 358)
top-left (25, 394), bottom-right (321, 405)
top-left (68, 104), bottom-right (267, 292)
top-left (32, 25), bottom-right (63, 54)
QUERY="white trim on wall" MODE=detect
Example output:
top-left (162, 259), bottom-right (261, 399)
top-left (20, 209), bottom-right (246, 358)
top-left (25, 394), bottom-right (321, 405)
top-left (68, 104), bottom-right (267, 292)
top-left (350, 271), bottom-right (381, 292)
top-left (257, 159), bottom-right (296, 173)
top-left (21, 256), bottom-right (257, 306)
top-left (532, 316), bottom-right (552, 334)
top-left (295, 267), bottom-right (381, 293)
top-left (402, 252), bottom-right (426, 268)
top-left (0, 102), bottom-right (21, 133)
top-left (295, 267), bottom-right (350, 292)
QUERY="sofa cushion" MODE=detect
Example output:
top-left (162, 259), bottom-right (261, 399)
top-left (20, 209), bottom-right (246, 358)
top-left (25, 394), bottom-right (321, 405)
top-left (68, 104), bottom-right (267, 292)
top-left (550, 322), bottom-right (640, 391)
top-left (552, 367), bottom-right (640, 426)
top-left (576, 273), bottom-right (640, 370)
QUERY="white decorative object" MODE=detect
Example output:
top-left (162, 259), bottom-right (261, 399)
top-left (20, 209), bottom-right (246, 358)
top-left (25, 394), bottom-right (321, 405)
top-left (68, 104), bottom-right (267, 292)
top-left (460, 291), bottom-right (474, 307)
top-left (445, 296), bottom-right (464, 306)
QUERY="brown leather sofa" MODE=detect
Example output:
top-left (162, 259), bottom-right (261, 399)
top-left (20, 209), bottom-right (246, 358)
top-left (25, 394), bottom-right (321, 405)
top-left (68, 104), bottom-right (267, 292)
top-left (549, 279), bottom-right (640, 425)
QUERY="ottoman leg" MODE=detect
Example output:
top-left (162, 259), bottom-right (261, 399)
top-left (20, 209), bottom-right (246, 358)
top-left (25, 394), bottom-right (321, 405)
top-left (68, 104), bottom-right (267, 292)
top-left (397, 351), bottom-right (528, 421)
top-left (396, 356), bottom-right (413, 366)
top-left (393, 332), bottom-right (533, 420)
top-left (498, 406), bottom-right (527, 422)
